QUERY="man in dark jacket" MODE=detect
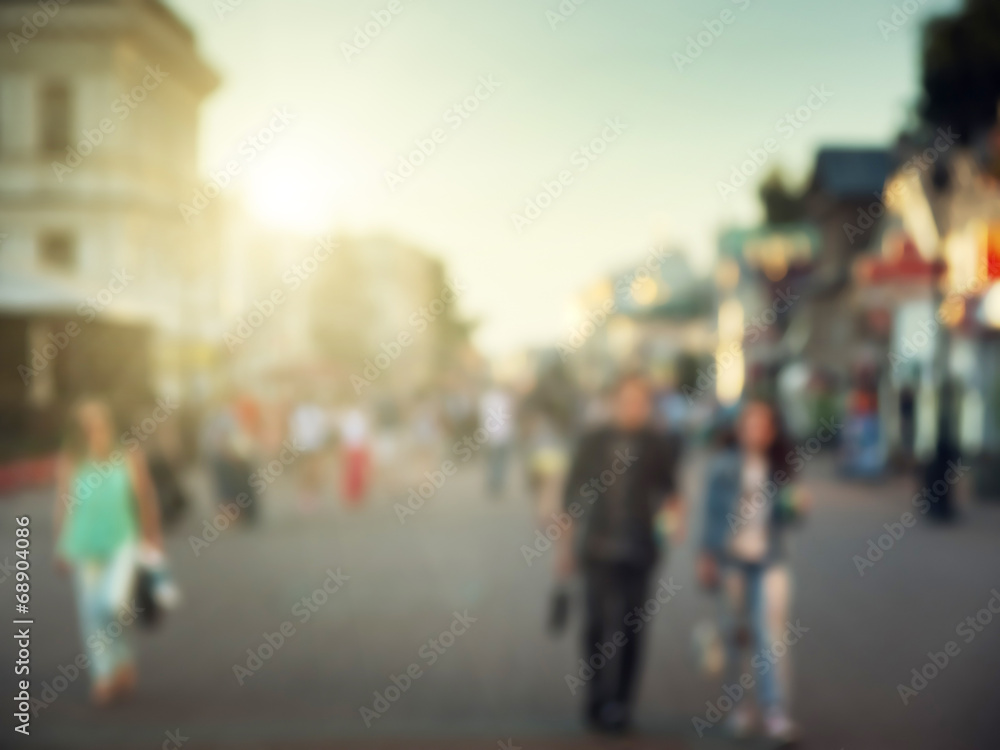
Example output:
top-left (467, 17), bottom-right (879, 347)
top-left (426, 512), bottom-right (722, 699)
top-left (557, 372), bottom-right (684, 733)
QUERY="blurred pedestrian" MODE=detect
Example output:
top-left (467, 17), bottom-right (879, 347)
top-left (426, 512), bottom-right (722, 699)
top-left (920, 380), bottom-right (960, 522)
top-left (340, 406), bottom-right (370, 505)
top-left (53, 398), bottom-right (163, 706)
top-left (372, 396), bottom-right (404, 494)
top-left (480, 383), bottom-right (514, 497)
top-left (840, 370), bottom-right (885, 478)
top-left (443, 388), bottom-right (475, 442)
top-left (521, 358), bottom-right (579, 520)
top-left (525, 412), bottom-right (570, 521)
top-left (557, 372), bottom-right (684, 734)
top-left (145, 417), bottom-right (189, 528)
top-left (898, 385), bottom-right (916, 466)
top-left (410, 394), bottom-right (442, 480)
top-left (697, 399), bottom-right (806, 742)
top-left (290, 399), bottom-right (329, 511)
top-left (203, 399), bottom-right (258, 523)
top-left (652, 374), bottom-right (688, 437)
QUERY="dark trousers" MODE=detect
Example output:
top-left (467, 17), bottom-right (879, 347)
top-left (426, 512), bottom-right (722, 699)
top-left (582, 562), bottom-right (651, 717)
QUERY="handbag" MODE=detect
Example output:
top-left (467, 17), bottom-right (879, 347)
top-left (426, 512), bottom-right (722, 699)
top-left (548, 584), bottom-right (571, 635)
top-left (135, 565), bottom-right (161, 628)
top-left (134, 545), bottom-right (180, 629)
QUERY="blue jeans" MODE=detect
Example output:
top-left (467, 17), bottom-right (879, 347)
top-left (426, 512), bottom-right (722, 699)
top-left (486, 443), bottom-right (511, 494)
top-left (721, 561), bottom-right (783, 713)
top-left (73, 543), bottom-right (136, 683)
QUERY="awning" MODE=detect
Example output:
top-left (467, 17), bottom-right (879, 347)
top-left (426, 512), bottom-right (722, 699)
top-left (0, 270), bottom-right (154, 325)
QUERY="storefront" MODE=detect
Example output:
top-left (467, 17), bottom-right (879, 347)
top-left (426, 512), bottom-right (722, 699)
top-left (0, 273), bottom-right (154, 462)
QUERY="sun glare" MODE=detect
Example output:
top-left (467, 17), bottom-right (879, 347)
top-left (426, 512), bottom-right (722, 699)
top-left (247, 158), bottom-right (335, 233)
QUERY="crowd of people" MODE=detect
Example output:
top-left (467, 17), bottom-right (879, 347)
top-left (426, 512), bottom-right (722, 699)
top-left (50, 366), bottom-right (815, 744)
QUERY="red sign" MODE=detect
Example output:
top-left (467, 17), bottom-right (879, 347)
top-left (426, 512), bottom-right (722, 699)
top-left (987, 224), bottom-right (1000, 281)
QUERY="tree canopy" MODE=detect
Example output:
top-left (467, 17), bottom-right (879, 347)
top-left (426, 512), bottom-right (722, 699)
top-left (921, 0), bottom-right (1000, 144)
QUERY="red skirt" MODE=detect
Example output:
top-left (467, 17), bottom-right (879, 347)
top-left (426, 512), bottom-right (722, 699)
top-left (342, 447), bottom-right (369, 504)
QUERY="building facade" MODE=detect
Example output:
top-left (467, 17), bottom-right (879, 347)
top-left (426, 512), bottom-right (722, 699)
top-left (0, 0), bottom-right (218, 454)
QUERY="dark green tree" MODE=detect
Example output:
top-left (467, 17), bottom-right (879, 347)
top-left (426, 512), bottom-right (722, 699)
top-left (920, 0), bottom-right (1000, 144)
top-left (759, 168), bottom-right (805, 226)
top-left (424, 256), bottom-right (476, 374)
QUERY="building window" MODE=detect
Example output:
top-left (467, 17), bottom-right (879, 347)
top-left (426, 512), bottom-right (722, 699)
top-left (40, 82), bottom-right (71, 153)
top-left (39, 232), bottom-right (75, 271)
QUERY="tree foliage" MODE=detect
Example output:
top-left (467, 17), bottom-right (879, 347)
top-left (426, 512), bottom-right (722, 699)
top-left (759, 168), bottom-right (805, 226)
top-left (920, 0), bottom-right (1000, 144)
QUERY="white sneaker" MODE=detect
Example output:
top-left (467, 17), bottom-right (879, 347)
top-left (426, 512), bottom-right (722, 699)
top-left (764, 710), bottom-right (798, 743)
top-left (724, 706), bottom-right (753, 738)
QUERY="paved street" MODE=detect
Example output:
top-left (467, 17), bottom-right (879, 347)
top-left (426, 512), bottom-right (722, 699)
top-left (1, 449), bottom-right (999, 749)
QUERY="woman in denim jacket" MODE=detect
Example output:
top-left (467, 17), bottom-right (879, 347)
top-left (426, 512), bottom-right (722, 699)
top-left (698, 399), bottom-right (806, 742)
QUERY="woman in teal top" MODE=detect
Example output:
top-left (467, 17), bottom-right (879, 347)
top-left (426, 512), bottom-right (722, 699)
top-left (54, 398), bottom-right (162, 706)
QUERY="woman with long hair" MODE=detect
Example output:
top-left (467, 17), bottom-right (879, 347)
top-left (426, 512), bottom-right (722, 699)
top-left (53, 398), bottom-right (163, 706)
top-left (698, 399), bottom-right (806, 742)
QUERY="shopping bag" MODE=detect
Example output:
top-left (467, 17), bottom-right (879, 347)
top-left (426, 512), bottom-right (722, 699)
top-left (135, 545), bottom-right (180, 629)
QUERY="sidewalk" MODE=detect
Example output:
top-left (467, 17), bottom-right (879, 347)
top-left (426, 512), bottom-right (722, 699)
top-left (3, 449), bottom-right (999, 748)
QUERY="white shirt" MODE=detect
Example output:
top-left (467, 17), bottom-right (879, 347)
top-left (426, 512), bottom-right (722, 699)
top-left (340, 409), bottom-right (369, 448)
top-left (728, 454), bottom-right (771, 562)
top-left (291, 403), bottom-right (328, 452)
top-left (479, 388), bottom-right (514, 444)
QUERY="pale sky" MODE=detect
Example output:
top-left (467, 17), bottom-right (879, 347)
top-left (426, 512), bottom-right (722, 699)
top-left (165, 0), bottom-right (960, 355)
